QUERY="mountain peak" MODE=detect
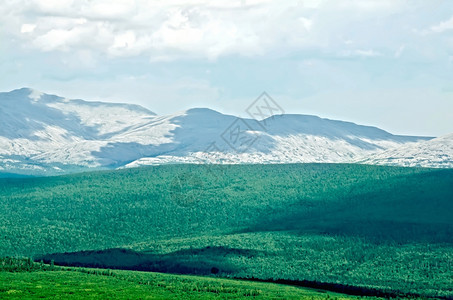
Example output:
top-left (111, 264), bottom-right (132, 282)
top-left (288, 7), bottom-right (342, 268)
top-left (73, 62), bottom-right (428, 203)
top-left (9, 87), bottom-right (42, 94)
top-left (4, 88), bottom-right (55, 103)
top-left (183, 108), bottom-right (223, 115)
top-left (10, 87), bottom-right (35, 93)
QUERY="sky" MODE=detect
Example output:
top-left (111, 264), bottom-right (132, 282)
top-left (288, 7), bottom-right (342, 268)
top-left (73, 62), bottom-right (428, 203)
top-left (1, 0), bottom-right (452, 136)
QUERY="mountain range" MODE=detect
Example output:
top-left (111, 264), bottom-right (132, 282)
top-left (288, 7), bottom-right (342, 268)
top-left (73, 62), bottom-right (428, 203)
top-left (0, 88), bottom-right (451, 175)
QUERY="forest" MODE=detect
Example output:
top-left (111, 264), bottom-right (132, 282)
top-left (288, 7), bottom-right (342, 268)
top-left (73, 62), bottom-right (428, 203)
top-left (0, 164), bottom-right (452, 298)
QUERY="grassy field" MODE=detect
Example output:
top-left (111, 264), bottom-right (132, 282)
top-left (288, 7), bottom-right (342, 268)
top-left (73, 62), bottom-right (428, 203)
top-left (1, 164), bottom-right (452, 298)
top-left (0, 258), bottom-right (374, 299)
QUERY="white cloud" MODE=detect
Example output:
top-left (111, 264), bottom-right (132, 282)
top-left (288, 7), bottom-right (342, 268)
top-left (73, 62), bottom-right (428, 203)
top-left (33, 28), bottom-right (84, 51)
top-left (355, 50), bottom-right (382, 57)
top-left (0, 0), bottom-right (372, 60)
top-left (21, 24), bottom-right (36, 33)
top-left (341, 49), bottom-right (382, 58)
top-left (112, 31), bottom-right (136, 49)
top-left (1, 0), bottom-right (452, 62)
top-left (430, 16), bottom-right (453, 33)
top-left (394, 45), bottom-right (405, 58)
top-left (299, 17), bottom-right (313, 31)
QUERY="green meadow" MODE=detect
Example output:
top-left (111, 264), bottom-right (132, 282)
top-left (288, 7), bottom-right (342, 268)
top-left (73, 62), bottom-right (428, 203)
top-left (0, 257), bottom-right (380, 299)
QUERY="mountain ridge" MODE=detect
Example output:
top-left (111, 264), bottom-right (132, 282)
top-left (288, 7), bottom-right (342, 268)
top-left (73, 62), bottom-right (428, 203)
top-left (0, 88), bottom-right (445, 175)
top-left (358, 133), bottom-right (453, 168)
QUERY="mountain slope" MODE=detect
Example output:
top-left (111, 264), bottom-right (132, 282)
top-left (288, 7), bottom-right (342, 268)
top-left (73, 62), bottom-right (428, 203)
top-left (358, 133), bottom-right (453, 168)
top-left (0, 88), bottom-right (432, 175)
top-left (0, 88), bottom-right (161, 174)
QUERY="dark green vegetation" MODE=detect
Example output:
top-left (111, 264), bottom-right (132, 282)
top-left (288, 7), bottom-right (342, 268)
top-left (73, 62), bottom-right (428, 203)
top-left (0, 257), bottom-right (373, 299)
top-left (0, 172), bottom-right (33, 179)
top-left (1, 164), bottom-right (452, 298)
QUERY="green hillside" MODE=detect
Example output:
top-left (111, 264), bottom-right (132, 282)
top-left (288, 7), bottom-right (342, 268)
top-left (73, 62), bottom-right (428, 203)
top-left (1, 164), bottom-right (452, 297)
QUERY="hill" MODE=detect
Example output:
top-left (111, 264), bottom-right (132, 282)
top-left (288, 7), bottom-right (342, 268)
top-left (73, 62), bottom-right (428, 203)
top-left (0, 164), bottom-right (452, 297)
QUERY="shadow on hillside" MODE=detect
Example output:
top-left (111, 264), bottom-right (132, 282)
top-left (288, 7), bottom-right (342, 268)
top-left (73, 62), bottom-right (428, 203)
top-left (90, 142), bottom-right (176, 168)
top-left (35, 246), bottom-right (263, 275)
top-left (0, 89), bottom-right (100, 140)
top-left (245, 169), bottom-right (453, 244)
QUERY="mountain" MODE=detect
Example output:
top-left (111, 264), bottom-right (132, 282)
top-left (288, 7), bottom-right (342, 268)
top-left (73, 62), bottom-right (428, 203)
top-left (124, 111), bottom-right (429, 168)
top-left (358, 133), bottom-right (453, 168)
top-left (0, 88), bottom-right (159, 174)
top-left (0, 88), bottom-right (432, 175)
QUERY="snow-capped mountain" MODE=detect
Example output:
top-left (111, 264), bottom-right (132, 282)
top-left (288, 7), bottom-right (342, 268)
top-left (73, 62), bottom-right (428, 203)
top-left (358, 133), bottom-right (453, 168)
top-left (0, 88), bottom-right (434, 175)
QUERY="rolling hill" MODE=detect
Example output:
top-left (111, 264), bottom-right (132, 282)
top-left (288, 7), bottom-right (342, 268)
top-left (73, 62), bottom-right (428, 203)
top-left (1, 164), bottom-right (452, 297)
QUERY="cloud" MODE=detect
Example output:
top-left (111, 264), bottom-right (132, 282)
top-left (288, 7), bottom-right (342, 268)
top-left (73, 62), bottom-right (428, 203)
top-left (33, 28), bottom-right (86, 52)
top-left (2, 0), bottom-right (423, 61)
top-left (2, 1), bottom-right (452, 73)
top-left (21, 24), bottom-right (37, 33)
top-left (394, 45), bottom-right (405, 58)
top-left (430, 16), bottom-right (453, 33)
top-left (341, 49), bottom-right (382, 58)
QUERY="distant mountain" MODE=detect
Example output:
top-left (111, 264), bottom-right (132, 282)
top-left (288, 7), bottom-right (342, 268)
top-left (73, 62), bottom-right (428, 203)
top-left (358, 133), bottom-right (453, 168)
top-left (0, 88), bottom-right (433, 175)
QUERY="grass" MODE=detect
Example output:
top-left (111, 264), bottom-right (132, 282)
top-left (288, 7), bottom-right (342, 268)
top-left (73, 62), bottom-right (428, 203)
top-left (0, 260), bottom-right (373, 299)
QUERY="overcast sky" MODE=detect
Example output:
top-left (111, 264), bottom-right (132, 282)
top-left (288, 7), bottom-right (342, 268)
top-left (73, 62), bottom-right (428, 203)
top-left (1, 0), bottom-right (452, 136)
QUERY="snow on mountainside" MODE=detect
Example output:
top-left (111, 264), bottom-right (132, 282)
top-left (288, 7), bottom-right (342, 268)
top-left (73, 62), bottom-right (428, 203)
top-left (125, 113), bottom-right (429, 168)
top-left (358, 133), bottom-right (453, 168)
top-left (0, 88), bottom-right (161, 173)
top-left (0, 88), bottom-right (434, 175)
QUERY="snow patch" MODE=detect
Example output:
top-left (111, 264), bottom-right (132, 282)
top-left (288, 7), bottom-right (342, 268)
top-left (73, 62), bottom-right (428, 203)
top-left (28, 89), bottom-right (43, 102)
top-left (358, 133), bottom-right (453, 168)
